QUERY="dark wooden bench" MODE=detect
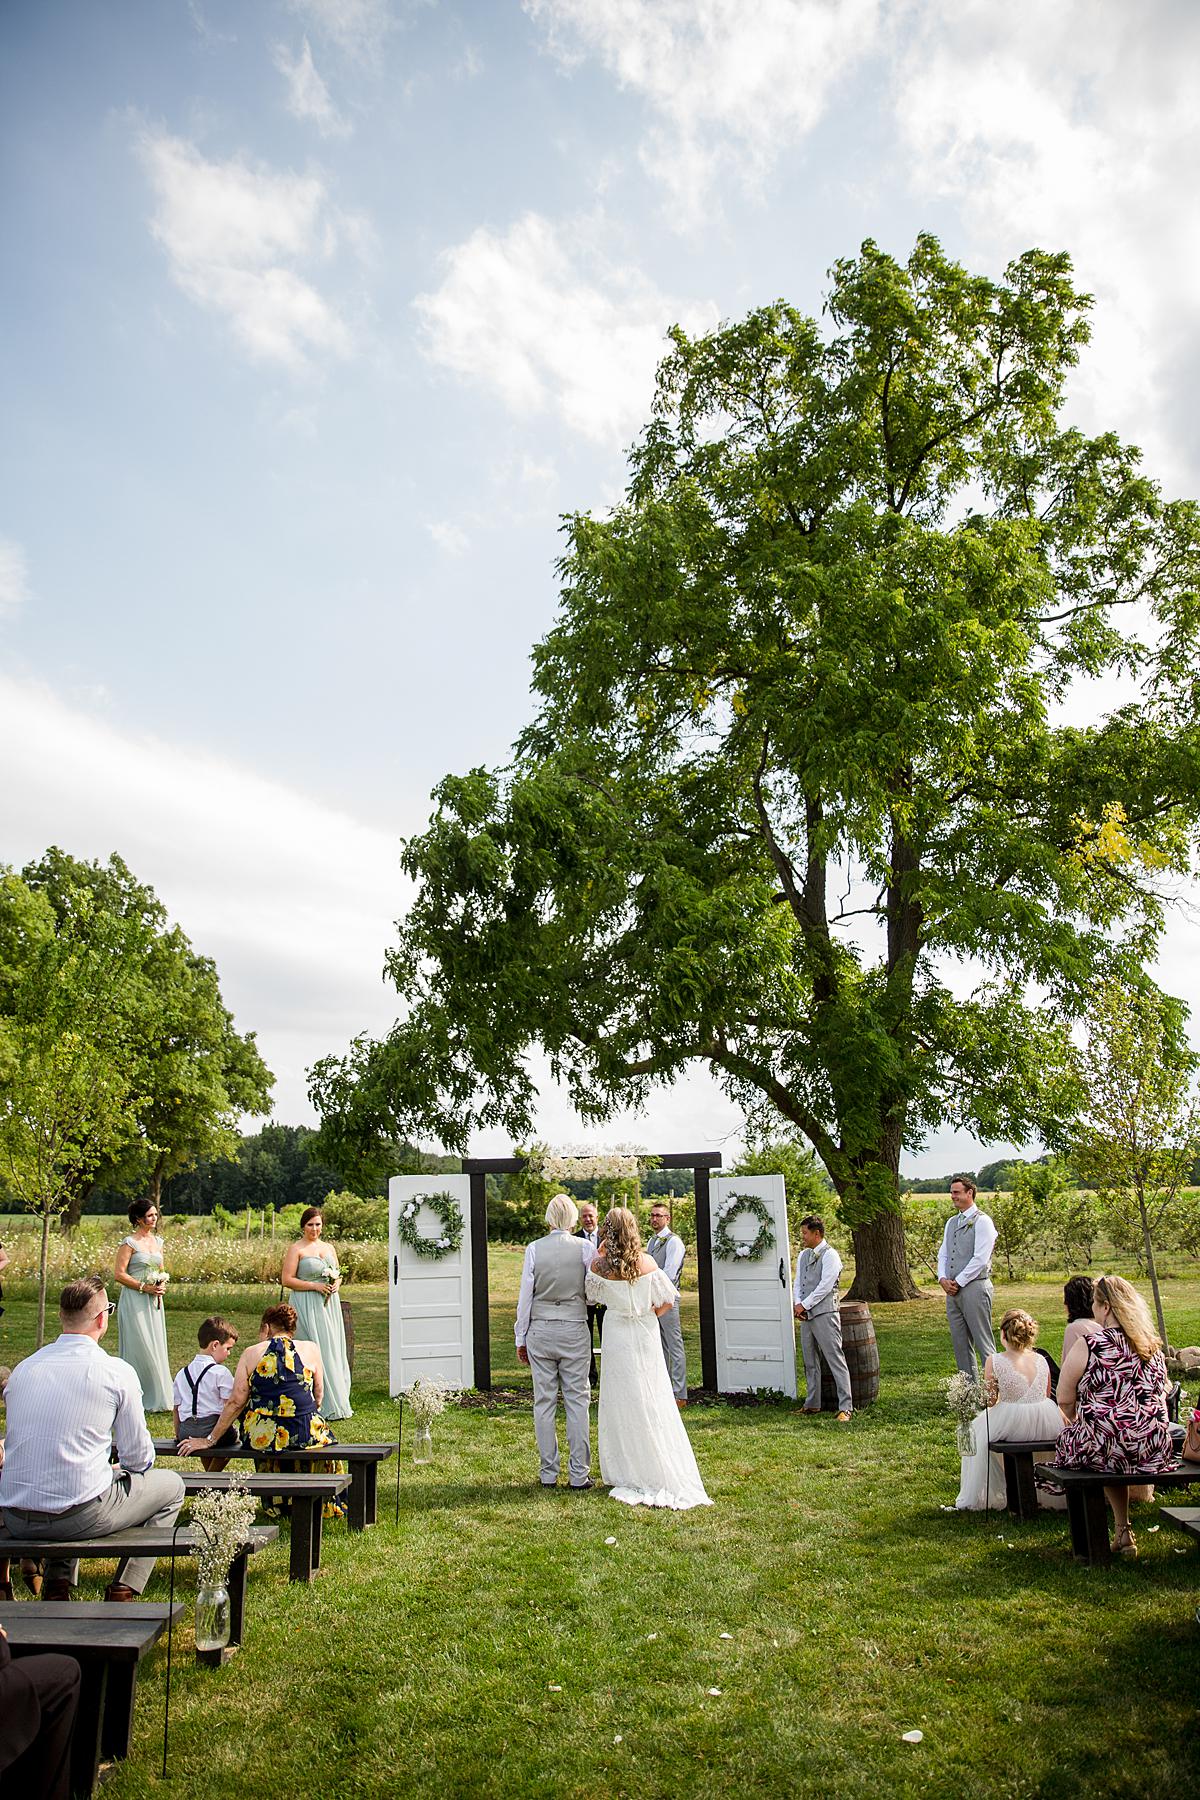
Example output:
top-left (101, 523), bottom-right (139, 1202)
top-left (1160, 1505), bottom-right (1200, 1546)
top-left (1, 1600), bottom-right (181, 1798)
top-left (156, 1439), bottom-right (394, 1531)
top-left (1034, 1463), bottom-right (1200, 1565)
top-left (989, 1436), bottom-right (1059, 1520)
top-left (0, 1526), bottom-right (276, 1655)
top-left (181, 1472), bottom-right (350, 1583)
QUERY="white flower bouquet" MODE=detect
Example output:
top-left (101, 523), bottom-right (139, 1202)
top-left (149, 1270), bottom-right (170, 1308)
top-left (188, 1485), bottom-right (258, 1588)
top-left (403, 1374), bottom-right (460, 1426)
top-left (941, 1370), bottom-right (989, 1455)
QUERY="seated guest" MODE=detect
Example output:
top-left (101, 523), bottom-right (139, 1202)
top-left (174, 1317), bottom-right (240, 1471)
top-left (1061, 1274), bottom-right (1102, 1360)
top-left (179, 1304), bottom-right (335, 1459)
top-left (0, 1276), bottom-right (185, 1602)
top-left (0, 1624), bottom-right (81, 1800)
top-left (1056, 1274), bottom-right (1174, 1558)
top-left (956, 1309), bottom-right (1065, 1510)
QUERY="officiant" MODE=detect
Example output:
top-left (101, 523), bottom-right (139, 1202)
top-left (793, 1216), bottom-right (853, 1420)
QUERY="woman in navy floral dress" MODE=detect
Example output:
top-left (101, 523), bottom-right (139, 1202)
top-left (1056, 1275), bottom-right (1173, 1557)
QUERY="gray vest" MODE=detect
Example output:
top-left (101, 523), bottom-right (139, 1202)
top-left (796, 1246), bottom-right (838, 1317)
top-left (529, 1231), bottom-right (587, 1322)
top-left (646, 1231), bottom-right (684, 1275)
top-left (946, 1210), bottom-right (991, 1282)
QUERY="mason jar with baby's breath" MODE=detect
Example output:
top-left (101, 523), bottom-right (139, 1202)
top-left (403, 1375), bottom-right (459, 1462)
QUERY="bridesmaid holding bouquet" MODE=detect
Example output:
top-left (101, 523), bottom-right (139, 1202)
top-left (281, 1206), bottom-right (353, 1420)
top-left (114, 1199), bottom-right (173, 1412)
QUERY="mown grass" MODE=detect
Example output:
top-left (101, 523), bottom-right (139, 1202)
top-left (1, 1260), bottom-right (1199, 1797)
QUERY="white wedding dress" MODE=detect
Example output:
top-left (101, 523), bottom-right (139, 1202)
top-left (955, 1352), bottom-right (1065, 1511)
top-left (586, 1269), bottom-right (712, 1510)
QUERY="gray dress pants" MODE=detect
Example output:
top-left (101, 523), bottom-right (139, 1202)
top-left (801, 1312), bottom-right (853, 1413)
top-left (525, 1319), bottom-right (592, 1486)
top-left (1, 1467), bottom-right (186, 1589)
top-left (946, 1278), bottom-right (995, 1374)
top-left (657, 1302), bottom-right (687, 1401)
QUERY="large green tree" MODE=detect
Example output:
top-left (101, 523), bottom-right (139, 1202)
top-left (311, 236), bottom-right (1200, 1298)
top-left (13, 849), bottom-right (273, 1229)
top-left (0, 866), bottom-right (152, 1342)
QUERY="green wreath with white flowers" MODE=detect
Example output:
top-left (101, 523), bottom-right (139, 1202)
top-left (712, 1193), bottom-right (776, 1262)
top-left (396, 1191), bottom-right (464, 1260)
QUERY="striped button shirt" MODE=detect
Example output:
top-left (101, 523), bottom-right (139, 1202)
top-left (0, 1334), bottom-right (155, 1512)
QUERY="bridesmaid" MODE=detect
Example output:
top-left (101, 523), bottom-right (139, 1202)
top-left (114, 1199), bottom-right (173, 1412)
top-left (281, 1206), bottom-right (353, 1420)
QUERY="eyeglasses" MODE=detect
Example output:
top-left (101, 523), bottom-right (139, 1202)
top-left (104, 1302), bottom-right (118, 1316)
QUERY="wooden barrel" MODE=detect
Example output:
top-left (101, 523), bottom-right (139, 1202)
top-left (340, 1299), bottom-right (355, 1372)
top-left (816, 1301), bottom-right (880, 1410)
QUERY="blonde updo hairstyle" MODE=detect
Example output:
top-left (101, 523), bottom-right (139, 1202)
top-left (600, 1207), bottom-right (644, 1282)
top-left (999, 1309), bottom-right (1038, 1351)
top-left (1094, 1274), bottom-right (1161, 1361)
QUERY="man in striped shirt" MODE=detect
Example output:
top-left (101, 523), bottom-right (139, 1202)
top-left (0, 1275), bottom-right (185, 1602)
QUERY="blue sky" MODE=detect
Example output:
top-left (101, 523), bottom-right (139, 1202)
top-left (3, 0), bottom-right (1199, 1171)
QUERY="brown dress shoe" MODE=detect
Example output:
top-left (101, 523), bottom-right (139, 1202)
top-left (42, 1579), bottom-right (74, 1603)
top-left (104, 1582), bottom-right (139, 1603)
top-left (0, 1581), bottom-right (14, 1602)
top-left (20, 1557), bottom-right (44, 1597)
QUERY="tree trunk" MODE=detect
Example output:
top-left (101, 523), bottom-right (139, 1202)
top-left (1139, 1195), bottom-right (1170, 1352)
top-left (59, 1175), bottom-right (98, 1234)
top-left (36, 1209), bottom-right (50, 1349)
top-left (847, 1209), bottom-right (921, 1301)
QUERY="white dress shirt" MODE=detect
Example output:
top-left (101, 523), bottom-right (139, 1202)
top-left (172, 1352), bottom-right (235, 1419)
top-left (793, 1240), bottom-right (842, 1309)
top-left (514, 1232), bottom-right (595, 1348)
top-left (936, 1205), bottom-right (997, 1286)
top-left (0, 1334), bottom-right (155, 1512)
top-left (648, 1228), bottom-right (685, 1285)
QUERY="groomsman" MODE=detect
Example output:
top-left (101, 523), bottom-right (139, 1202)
top-left (515, 1195), bottom-right (594, 1489)
top-left (937, 1175), bottom-right (996, 1375)
top-left (645, 1203), bottom-right (687, 1404)
top-left (575, 1203), bottom-right (603, 1387)
top-left (792, 1216), bottom-right (853, 1421)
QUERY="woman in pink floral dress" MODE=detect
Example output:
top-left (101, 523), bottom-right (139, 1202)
top-left (1056, 1275), bottom-right (1173, 1557)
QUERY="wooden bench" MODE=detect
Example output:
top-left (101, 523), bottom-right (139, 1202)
top-left (989, 1436), bottom-right (1059, 1520)
top-left (1034, 1463), bottom-right (1200, 1565)
top-left (181, 1472), bottom-right (350, 1583)
top-left (1, 1600), bottom-right (180, 1799)
top-left (155, 1439), bottom-right (395, 1531)
top-left (1160, 1505), bottom-right (1200, 1547)
top-left (0, 1526), bottom-right (276, 1655)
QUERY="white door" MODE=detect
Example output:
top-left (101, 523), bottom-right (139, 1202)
top-left (388, 1174), bottom-right (474, 1394)
top-left (709, 1175), bottom-right (796, 1396)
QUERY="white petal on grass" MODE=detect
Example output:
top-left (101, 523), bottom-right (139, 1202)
top-left (707, 1687), bottom-right (722, 1696)
top-left (902, 1730), bottom-right (924, 1744)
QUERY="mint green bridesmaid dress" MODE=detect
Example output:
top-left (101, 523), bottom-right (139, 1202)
top-left (290, 1252), bottom-right (353, 1420)
top-left (116, 1236), bottom-right (173, 1412)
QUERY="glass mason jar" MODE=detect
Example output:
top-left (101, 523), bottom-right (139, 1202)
top-left (195, 1582), bottom-right (231, 1653)
top-left (412, 1421), bottom-right (433, 1463)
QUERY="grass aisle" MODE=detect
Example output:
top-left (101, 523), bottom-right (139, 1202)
top-left (2, 1264), bottom-right (1199, 1797)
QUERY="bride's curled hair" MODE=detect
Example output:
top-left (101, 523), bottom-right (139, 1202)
top-left (600, 1207), bottom-right (644, 1282)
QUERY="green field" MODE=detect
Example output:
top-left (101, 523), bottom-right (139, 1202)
top-left (1, 1257), bottom-right (1198, 1797)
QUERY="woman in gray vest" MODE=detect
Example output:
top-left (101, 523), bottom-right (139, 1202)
top-left (515, 1195), bottom-right (595, 1489)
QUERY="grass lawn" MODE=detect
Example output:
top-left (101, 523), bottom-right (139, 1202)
top-left (2, 1258), bottom-right (1199, 1798)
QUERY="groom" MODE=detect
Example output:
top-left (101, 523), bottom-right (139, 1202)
top-left (515, 1195), bottom-right (595, 1489)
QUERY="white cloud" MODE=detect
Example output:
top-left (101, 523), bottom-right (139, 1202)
top-left (287, 0), bottom-right (394, 65)
top-left (892, 0), bottom-right (1200, 490)
top-left (415, 211), bottom-right (717, 442)
top-left (525, 0), bottom-right (880, 223)
top-left (137, 131), bottom-right (355, 369)
top-left (274, 37), bottom-right (351, 138)
top-left (426, 519), bottom-right (469, 555)
top-left (0, 674), bottom-right (405, 1125)
top-left (0, 538), bottom-right (31, 618)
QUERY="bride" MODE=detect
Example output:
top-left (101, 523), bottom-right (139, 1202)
top-left (956, 1308), bottom-right (1065, 1510)
top-left (586, 1208), bottom-right (711, 1510)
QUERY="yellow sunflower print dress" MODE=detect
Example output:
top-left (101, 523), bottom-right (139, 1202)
top-left (244, 1335), bottom-right (345, 1518)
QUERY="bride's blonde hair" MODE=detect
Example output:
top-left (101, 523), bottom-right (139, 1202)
top-left (599, 1207), bottom-right (644, 1282)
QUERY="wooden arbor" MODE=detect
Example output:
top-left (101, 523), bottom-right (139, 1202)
top-left (460, 1152), bottom-right (723, 1391)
